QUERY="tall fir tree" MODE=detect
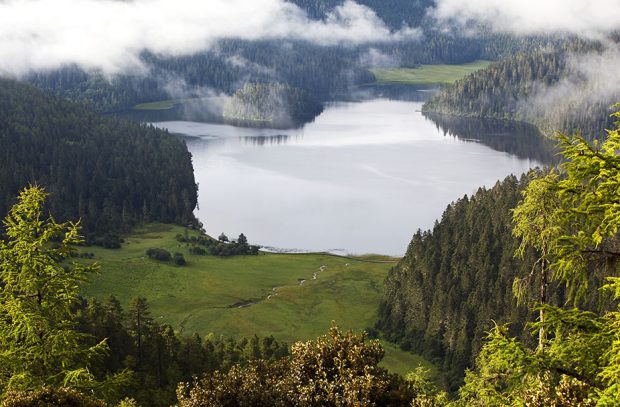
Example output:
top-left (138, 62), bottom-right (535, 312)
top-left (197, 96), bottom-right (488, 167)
top-left (0, 186), bottom-right (107, 395)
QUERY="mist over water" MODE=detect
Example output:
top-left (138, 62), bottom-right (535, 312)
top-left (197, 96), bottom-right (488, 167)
top-left (153, 100), bottom-right (549, 256)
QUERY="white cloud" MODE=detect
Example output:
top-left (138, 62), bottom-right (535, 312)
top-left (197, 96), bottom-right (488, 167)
top-left (519, 44), bottom-right (620, 133)
top-left (359, 48), bottom-right (399, 68)
top-left (0, 0), bottom-right (420, 76)
top-left (432, 0), bottom-right (620, 39)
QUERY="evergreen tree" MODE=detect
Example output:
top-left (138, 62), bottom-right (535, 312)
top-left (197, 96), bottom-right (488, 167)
top-left (0, 186), bottom-right (107, 395)
top-left (127, 297), bottom-right (154, 371)
top-left (512, 170), bottom-right (562, 349)
top-left (454, 106), bottom-right (620, 405)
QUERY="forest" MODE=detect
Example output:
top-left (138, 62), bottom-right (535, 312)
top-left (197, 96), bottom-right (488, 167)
top-left (378, 174), bottom-right (537, 390)
top-left (423, 41), bottom-right (620, 139)
top-left (222, 83), bottom-right (323, 128)
top-left (0, 78), bottom-right (198, 240)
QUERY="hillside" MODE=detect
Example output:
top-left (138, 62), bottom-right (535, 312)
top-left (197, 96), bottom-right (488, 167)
top-left (0, 78), bottom-right (197, 238)
top-left (289, 0), bottom-right (433, 28)
top-left (378, 175), bottom-right (538, 389)
top-left (222, 83), bottom-right (323, 128)
top-left (423, 47), bottom-right (619, 139)
top-left (377, 170), bottom-right (616, 391)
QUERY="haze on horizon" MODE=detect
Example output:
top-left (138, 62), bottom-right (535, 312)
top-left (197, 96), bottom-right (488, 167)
top-left (0, 0), bottom-right (618, 77)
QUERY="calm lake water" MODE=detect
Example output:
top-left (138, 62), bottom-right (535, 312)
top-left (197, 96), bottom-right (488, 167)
top-left (151, 100), bottom-right (555, 256)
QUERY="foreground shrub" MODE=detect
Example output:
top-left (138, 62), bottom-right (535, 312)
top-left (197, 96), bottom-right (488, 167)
top-left (1, 387), bottom-right (106, 407)
top-left (177, 326), bottom-right (414, 406)
top-left (146, 248), bottom-right (171, 261)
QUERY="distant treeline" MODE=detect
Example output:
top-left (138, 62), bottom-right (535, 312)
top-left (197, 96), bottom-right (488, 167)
top-left (288, 0), bottom-right (433, 28)
top-left (0, 78), bottom-right (198, 238)
top-left (25, 26), bottom-right (571, 114)
top-left (76, 296), bottom-right (288, 406)
top-left (423, 43), bottom-right (620, 139)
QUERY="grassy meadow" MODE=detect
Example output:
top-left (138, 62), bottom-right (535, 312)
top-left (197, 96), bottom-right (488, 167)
top-left (133, 97), bottom-right (219, 111)
top-left (80, 223), bottom-right (431, 376)
top-left (133, 100), bottom-right (180, 110)
top-left (371, 60), bottom-right (492, 86)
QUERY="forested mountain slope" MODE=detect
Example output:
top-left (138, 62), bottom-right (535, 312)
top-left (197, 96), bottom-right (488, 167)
top-left (378, 172), bottom-right (613, 390)
top-left (378, 176), bottom-right (540, 389)
top-left (423, 46), bottom-right (619, 139)
top-left (289, 0), bottom-right (433, 28)
top-left (0, 78), bottom-right (197, 238)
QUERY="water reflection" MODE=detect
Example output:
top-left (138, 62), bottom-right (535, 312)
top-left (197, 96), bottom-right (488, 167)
top-left (118, 97), bottom-right (321, 130)
top-left (242, 134), bottom-right (290, 146)
top-left (352, 84), bottom-right (437, 102)
top-left (423, 112), bottom-right (558, 164)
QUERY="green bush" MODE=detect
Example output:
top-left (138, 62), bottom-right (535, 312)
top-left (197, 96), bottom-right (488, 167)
top-left (173, 252), bottom-right (186, 266)
top-left (189, 246), bottom-right (207, 255)
top-left (146, 248), bottom-right (171, 261)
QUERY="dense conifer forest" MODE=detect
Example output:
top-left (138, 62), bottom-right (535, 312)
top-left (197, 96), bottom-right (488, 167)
top-left (0, 79), bottom-right (198, 239)
top-left (378, 175), bottom-right (537, 389)
top-left (222, 83), bottom-right (323, 128)
top-left (378, 170), bottom-right (616, 392)
top-left (289, 0), bottom-right (433, 27)
top-left (423, 44), bottom-right (620, 138)
top-left (377, 112), bottom-right (620, 403)
top-left (75, 296), bottom-right (289, 406)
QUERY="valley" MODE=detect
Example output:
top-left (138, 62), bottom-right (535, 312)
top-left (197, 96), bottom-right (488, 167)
top-left (161, 99), bottom-right (548, 255)
top-left (1, 0), bottom-right (619, 405)
top-left (79, 223), bottom-right (430, 376)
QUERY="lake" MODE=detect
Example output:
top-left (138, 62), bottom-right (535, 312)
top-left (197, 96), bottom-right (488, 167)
top-left (151, 99), bottom-right (555, 256)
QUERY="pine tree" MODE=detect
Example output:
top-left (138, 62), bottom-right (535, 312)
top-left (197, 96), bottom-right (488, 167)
top-left (0, 186), bottom-right (107, 395)
top-left (455, 106), bottom-right (620, 405)
top-left (512, 170), bottom-right (562, 349)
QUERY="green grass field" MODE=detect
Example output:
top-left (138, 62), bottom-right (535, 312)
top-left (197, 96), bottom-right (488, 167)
top-left (133, 97), bottom-right (219, 111)
top-left (80, 223), bottom-right (431, 376)
top-left (371, 60), bottom-right (492, 86)
top-left (133, 100), bottom-right (180, 110)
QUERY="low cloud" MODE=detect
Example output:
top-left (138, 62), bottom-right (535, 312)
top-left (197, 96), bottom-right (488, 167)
top-left (0, 0), bottom-right (420, 76)
top-left (359, 48), bottom-right (400, 68)
top-left (431, 0), bottom-right (620, 39)
top-left (520, 45), bottom-right (620, 132)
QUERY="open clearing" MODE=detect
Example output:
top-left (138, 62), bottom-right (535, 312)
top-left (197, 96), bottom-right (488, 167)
top-left (133, 100), bottom-right (180, 110)
top-left (80, 223), bottom-right (431, 376)
top-left (133, 96), bottom-right (219, 111)
top-left (371, 60), bottom-right (492, 86)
